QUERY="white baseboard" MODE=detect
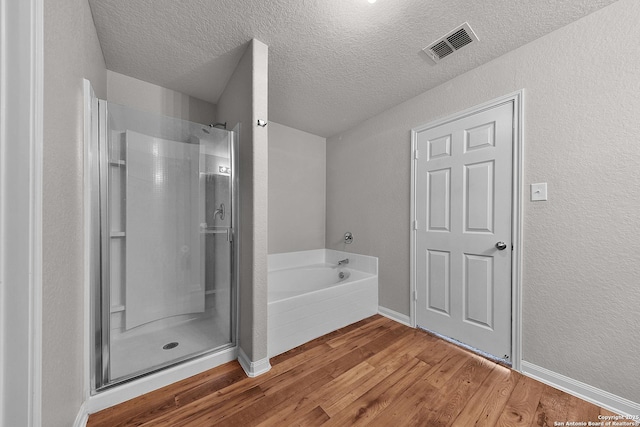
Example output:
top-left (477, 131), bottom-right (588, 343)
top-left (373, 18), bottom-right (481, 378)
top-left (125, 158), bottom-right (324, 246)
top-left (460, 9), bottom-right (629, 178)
top-left (73, 401), bottom-right (88, 427)
top-left (521, 361), bottom-right (640, 417)
top-left (238, 347), bottom-right (271, 378)
top-left (378, 306), bottom-right (412, 327)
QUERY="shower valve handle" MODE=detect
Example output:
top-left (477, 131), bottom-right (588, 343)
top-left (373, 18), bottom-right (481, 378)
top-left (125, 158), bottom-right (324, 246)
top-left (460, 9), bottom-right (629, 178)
top-left (215, 203), bottom-right (225, 221)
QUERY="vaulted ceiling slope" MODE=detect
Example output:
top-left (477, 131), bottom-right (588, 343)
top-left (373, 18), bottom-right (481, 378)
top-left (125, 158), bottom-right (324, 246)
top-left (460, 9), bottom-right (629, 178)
top-left (88, 0), bottom-right (617, 137)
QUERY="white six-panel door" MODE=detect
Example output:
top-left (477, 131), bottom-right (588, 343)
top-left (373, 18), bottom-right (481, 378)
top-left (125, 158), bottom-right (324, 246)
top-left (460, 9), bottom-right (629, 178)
top-left (414, 101), bottom-right (513, 360)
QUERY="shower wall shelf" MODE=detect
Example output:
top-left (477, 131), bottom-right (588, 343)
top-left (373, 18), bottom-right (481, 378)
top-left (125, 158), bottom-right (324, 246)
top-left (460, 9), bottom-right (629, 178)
top-left (108, 146), bottom-right (128, 333)
top-left (110, 304), bottom-right (125, 314)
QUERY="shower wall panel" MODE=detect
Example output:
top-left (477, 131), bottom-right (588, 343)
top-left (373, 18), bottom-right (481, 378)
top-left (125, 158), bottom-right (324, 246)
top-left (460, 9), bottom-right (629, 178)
top-left (125, 130), bottom-right (204, 329)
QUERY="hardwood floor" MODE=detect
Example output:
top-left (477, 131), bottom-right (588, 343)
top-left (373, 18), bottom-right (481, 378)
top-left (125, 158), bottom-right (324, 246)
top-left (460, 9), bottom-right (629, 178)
top-left (88, 315), bottom-right (616, 426)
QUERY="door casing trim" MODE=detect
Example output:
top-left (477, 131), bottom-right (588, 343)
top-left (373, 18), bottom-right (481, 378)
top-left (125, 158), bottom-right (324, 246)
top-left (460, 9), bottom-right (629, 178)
top-left (410, 90), bottom-right (524, 371)
top-left (0, 0), bottom-right (44, 424)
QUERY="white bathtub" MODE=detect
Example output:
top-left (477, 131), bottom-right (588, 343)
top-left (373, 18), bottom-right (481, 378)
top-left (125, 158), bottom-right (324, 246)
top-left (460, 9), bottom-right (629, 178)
top-left (268, 249), bottom-right (378, 357)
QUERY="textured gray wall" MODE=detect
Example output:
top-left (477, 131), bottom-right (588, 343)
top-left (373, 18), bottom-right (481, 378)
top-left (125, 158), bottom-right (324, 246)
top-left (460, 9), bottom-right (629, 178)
top-left (107, 70), bottom-right (216, 124)
top-left (43, 0), bottom-right (107, 424)
top-left (326, 0), bottom-right (640, 403)
top-left (268, 122), bottom-right (326, 254)
top-left (217, 39), bottom-right (269, 363)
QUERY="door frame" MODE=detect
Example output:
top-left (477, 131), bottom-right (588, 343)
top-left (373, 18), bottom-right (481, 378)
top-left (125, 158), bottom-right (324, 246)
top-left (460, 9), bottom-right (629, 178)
top-left (410, 90), bottom-right (524, 370)
top-left (0, 0), bottom-right (44, 424)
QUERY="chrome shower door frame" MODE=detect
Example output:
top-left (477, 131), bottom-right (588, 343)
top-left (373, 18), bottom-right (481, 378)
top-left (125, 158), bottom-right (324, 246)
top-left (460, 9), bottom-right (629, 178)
top-left (97, 99), bottom-right (112, 389)
top-left (89, 99), bottom-right (111, 392)
top-left (89, 100), bottom-right (238, 393)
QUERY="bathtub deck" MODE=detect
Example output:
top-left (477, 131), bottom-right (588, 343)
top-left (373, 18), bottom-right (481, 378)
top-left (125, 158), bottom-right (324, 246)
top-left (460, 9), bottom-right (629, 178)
top-left (87, 315), bottom-right (615, 427)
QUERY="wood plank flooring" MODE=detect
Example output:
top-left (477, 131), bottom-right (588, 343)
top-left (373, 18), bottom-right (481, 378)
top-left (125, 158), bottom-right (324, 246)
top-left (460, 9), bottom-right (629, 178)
top-left (88, 315), bottom-right (617, 426)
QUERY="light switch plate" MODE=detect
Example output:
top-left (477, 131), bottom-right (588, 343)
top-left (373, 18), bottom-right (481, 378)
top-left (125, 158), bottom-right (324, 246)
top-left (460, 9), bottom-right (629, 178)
top-left (531, 183), bottom-right (548, 201)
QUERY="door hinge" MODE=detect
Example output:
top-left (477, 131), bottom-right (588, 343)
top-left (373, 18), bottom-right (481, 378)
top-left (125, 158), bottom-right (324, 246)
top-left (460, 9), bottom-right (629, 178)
top-left (413, 220), bottom-right (418, 230)
top-left (413, 290), bottom-right (418, 302)
top-left (414, 150), bottom-right (419, 160)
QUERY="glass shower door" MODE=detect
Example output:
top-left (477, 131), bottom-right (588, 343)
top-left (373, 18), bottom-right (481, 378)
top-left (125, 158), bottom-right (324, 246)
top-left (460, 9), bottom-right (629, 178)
top-left (93, 101), bottom-right (235, 390)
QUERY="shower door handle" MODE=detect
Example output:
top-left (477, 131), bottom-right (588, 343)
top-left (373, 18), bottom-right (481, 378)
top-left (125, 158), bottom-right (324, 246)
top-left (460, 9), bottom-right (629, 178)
top-left (200, 223), bottom-right (231, 238)
top-left (199, 224), bottom-right (232, 242)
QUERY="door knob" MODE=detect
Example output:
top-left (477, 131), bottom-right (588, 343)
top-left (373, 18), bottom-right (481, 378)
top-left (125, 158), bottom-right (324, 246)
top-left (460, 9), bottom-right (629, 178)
top-left (495, 241), bottom-right (507, 250)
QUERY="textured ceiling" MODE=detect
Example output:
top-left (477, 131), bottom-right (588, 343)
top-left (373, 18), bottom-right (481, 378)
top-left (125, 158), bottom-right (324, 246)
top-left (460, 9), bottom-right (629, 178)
top-left (88, 0), bottom-right (618, 137)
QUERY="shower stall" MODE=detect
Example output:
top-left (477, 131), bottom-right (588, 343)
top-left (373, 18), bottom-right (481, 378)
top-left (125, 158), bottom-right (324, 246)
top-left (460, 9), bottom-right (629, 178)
top-left (87, 91), bottom-right (237, 391)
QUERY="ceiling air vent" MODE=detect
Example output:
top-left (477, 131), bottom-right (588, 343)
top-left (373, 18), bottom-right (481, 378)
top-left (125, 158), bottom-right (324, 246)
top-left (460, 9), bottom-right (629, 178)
top-left (423, 22), bottom-right (478, 63)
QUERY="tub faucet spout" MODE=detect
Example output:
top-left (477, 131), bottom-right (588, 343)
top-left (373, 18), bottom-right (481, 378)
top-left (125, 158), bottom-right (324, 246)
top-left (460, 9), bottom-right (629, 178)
top-left (338, 258), bottom-right (349, 266)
